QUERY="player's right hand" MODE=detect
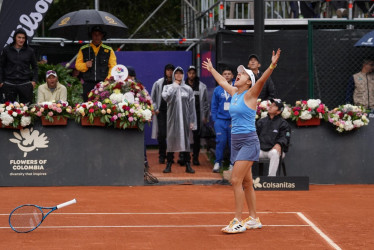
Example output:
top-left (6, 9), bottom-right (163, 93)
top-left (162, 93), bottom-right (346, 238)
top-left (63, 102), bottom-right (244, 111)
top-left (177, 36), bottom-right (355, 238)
top-left (86, 59), bottom-right (93, 68)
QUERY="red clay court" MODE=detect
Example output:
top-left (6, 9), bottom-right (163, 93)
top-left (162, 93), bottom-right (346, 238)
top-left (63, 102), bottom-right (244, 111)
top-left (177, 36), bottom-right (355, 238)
top-left (1, 184), bottom-right (374, 249)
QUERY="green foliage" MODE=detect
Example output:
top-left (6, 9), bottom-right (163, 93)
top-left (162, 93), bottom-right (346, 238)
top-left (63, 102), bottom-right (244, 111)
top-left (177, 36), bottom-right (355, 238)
top-left (36, 63), bottom-right (83, 105)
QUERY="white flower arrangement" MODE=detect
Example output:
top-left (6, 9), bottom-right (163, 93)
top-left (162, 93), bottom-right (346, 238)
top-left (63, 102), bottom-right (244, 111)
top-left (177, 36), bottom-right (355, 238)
top-left (327, 104), bottom-right (369, 133)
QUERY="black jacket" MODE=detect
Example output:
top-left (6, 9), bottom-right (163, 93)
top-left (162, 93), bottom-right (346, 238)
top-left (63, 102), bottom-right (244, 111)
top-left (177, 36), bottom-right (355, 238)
top-left (256, 115), bottom-right (290, 152)
top-left (0, 45), bottom-right (38, 83)
top-left (256, 71), bottom-right (275, 100)
top-left (80, 44), bottom-right (111, 83)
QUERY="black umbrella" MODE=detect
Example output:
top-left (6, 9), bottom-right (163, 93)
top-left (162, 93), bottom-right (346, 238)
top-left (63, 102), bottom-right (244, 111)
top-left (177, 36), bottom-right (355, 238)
top-left (49, 9), bottom-right (128, 40)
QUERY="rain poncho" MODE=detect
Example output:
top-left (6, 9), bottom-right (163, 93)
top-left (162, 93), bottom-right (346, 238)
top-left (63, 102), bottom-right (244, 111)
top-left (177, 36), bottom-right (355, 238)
top-left (162, 67), bottom-right (197, 152)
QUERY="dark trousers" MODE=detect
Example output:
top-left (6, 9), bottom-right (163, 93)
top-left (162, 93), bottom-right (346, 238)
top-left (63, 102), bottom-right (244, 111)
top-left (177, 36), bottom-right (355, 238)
top-left (157, 111), bottom-right (167, 160)
top-left (192, 129), bottom-right (201, 160)
top-left (167, 152), bottom-right (190, 163)
top-left (82, 81), bottom-right (97, 102)
top-left (1, 82), bottom-right (33, 104)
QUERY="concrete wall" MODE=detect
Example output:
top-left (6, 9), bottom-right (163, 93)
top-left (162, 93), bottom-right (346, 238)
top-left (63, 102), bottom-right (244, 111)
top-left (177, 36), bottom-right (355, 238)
top-left (286, 120), bottom-right (374, 184)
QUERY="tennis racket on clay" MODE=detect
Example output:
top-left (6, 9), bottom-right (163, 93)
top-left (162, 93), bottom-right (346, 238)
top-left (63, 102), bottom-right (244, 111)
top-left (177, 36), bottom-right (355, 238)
top-left (9, 199), bottom-right (77, 233)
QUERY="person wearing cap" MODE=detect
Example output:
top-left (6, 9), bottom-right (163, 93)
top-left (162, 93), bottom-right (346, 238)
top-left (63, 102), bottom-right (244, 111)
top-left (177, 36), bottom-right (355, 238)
top-left (76, 26), bottom-right (117, 102)
top-left (185, 65), bottom-right (209, 166)
top-left (247, 54), bottom-right (276, 101)
top-left (151, 64), bottom-right (175, 164)
top-left (0, 28), bottom-right (38, 104)
top-left (37, 70), bottom-right (67, 103)
top-left (256, 98), bottom-right (290, 176)
top-left (203, 49), bottom-right (281, 234)
top-left (211, 66), bottom-right (235, 173)
top-left (161, 67), bottom-right (197, 174)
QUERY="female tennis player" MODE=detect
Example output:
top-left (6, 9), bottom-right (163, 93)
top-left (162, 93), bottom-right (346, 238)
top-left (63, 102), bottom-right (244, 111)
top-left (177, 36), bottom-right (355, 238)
top-left (202, 49), bottom-right (281, 233)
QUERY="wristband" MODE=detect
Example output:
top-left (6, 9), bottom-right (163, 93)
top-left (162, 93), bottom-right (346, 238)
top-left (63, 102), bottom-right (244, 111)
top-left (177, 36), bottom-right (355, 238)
top-left (269, 64), bottom-right (277, 70)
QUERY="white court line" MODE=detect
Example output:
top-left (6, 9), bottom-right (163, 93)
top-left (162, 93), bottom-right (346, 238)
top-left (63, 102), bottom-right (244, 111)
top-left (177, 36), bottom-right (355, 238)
top-left (0, 211), bottom-right (300, 216)
top-left (0, 225), bottom-right (310, 229)
top-left (297, 212), bottom-right (342, 250)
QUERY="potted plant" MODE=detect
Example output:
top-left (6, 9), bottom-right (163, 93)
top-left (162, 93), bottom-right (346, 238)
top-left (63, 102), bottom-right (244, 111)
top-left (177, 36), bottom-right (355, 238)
top-left (74, 101), bottom-right (114, 126)
top-left (85, 77), bottom-right (154, 130)
top-left (256, 99), bottom-right (269, 120)
top-left (327, 104), bottom-right (370, 133)
top-left (0, 102), bottom-right (32, 129)
top-left (291, 99), bottom-right (328, 126)
top-left (31, 101), bottom-right (73, 126)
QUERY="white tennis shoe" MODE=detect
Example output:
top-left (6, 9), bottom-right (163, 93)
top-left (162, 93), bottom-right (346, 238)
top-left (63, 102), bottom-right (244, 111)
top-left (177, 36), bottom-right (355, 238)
top-left (221, 218), bottom-right (246, 234)
top-left (243, 216), bottom-right (262, 229)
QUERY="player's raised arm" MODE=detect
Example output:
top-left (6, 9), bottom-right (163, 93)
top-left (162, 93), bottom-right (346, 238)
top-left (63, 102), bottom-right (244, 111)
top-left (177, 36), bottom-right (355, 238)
top-left (202, 58), bottom-right (237, 96)
top-left (250, 49), bottom-right (281, 99)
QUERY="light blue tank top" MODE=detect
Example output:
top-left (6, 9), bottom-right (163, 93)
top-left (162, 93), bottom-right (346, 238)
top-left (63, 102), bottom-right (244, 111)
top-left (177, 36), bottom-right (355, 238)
top-left (229, 90), bottom-right (256, 134)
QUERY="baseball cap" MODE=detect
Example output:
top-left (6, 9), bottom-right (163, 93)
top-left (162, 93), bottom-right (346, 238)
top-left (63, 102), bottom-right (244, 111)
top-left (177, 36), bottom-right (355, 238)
top-left (237, 65), bottom-right (256, 87)
top-left (188, 65), bottom-right (196, 72)
top-left (248, 54), bottom-right (260, 62)
top-left (270, 98), bottom-right (284, 112)
top-left (46, 70), bottom-right (57, 78)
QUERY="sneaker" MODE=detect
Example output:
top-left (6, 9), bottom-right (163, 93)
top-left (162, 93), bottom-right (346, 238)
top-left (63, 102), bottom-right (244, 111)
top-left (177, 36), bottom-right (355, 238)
top-left (243, 216), bottom-right (262, 229)
top-left (221, 218), bottom-right (246, 234)
top-left (228, 164), bottom-right (234, 171)
top-left (213, 162), bottom-right (220, 173)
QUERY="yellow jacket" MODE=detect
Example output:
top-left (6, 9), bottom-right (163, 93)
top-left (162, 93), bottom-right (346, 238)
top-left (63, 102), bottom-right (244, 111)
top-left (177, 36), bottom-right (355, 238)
top-left (75, 42), bottom-right (117, 79)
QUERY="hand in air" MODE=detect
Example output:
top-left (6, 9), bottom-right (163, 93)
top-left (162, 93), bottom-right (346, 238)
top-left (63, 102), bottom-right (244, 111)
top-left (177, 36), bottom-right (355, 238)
top-left (271, 49), bottom-right (281, 66)
top-left (202, 58), bottom-right (213, 72)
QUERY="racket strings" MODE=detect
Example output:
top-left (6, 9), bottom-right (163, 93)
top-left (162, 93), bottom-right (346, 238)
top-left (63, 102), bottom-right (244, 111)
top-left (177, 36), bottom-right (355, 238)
top-left (10, 206), bottom-right (43, 232)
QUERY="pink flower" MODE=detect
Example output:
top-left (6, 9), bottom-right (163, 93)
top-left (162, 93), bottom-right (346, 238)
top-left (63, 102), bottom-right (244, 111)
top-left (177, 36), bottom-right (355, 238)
top-left (56, 108), bottom-right (62, 113)
top-left (48, 111), bottom-right (53, 116)
top-left (128, 117), bottom-right (134, 122)
top-left (36, 111), bottom-right (42, 117)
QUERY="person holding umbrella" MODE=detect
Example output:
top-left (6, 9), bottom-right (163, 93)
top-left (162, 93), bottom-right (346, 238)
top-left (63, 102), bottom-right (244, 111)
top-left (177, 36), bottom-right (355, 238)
top-left (75, 26), bottom-right (117, 101)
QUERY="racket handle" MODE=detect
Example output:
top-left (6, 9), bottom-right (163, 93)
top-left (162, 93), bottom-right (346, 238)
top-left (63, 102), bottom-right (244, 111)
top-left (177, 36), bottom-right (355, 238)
top-left (57, 199), bottom-right (77, 209)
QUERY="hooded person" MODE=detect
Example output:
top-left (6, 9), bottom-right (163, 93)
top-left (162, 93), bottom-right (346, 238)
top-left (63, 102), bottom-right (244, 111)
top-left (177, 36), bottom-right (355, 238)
top-left (0, 28), bottom-right (38, 104)
top-left (161, 66), bottom-right (197, 174)
top-left (151, 64), bottom-right (175, 164)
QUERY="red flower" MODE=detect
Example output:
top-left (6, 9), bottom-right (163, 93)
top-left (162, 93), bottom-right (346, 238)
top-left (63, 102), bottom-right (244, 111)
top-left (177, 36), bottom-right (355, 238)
top-left (302, 100), bottom-right (307, 105)
top-left (294, 111), bottom-right (299, 116)
top-left (5, 101), bottom-right (10, 106)
top-left (102, 104), bottom-right (107, 109)
top-left (8, 110), bottom-right (12, 115)
top-left (82, 104), bottom-right (87, 108)
top-left (89, 108), bottom-right (94, 113)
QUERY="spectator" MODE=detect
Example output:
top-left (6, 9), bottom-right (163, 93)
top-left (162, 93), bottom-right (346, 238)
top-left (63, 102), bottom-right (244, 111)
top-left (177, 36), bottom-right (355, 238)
top-left (75, 26), bottom-right (117, 102)
top-left (0, 28), bottom-right (38, 104)
top-left (256, 99), bottom-right (290, 176)
top-left (290, 1), bottom-right (322, 18)
top-left (151, 64), bottom-right (175, 164)
top-left (346, 58), bottom-right (374, 109)
top-left (355, 1), bottom-right (371, 18)
top-left (247, 54), bottom-right (276, 101)
top-left (185, 65), bottom-right (210, 166)
top-left (161, 67), bottom-right (196, 174)
top-left (37, 70), bottom-right (67, 103)
top-left (211, 67), bottom-right (234, 173)
top-left (331, 1), bottom-right (348, 18)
